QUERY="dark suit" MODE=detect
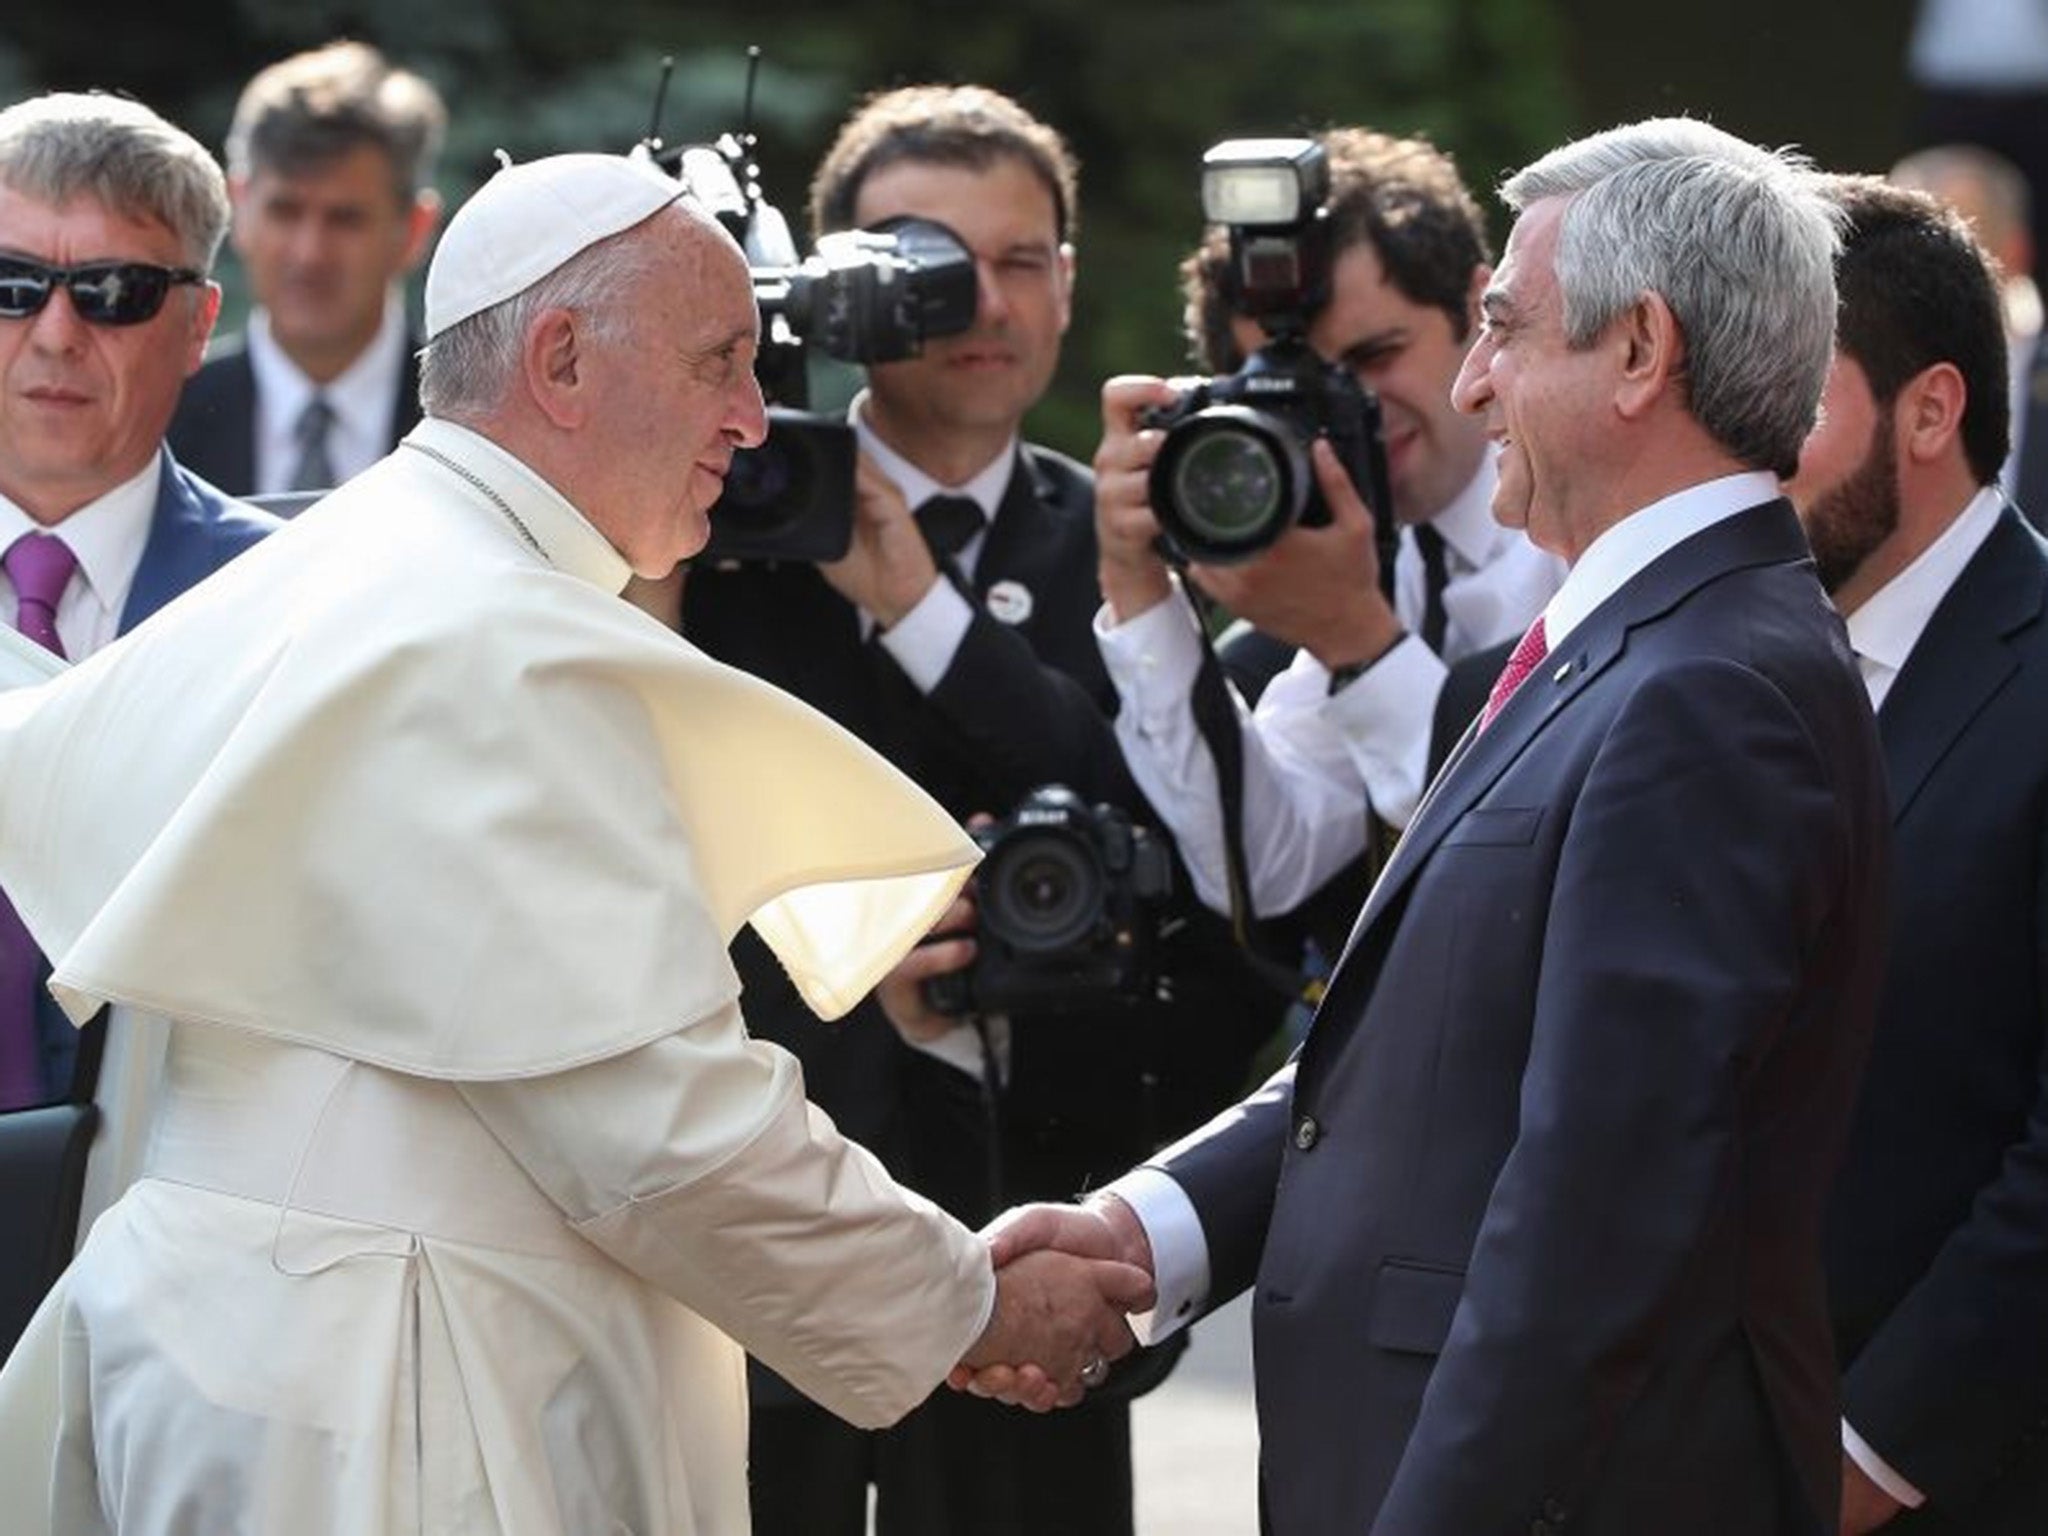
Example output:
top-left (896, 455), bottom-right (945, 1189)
top-left (165, 330), bottom-right (423, 497)
top-left (2009, 333), bottom-right (2048, 536)
top-left (1825, 504), bottom-right (2048, 1534)
top-left (1157, 499), bottom-right (1891, 1536)
top-left (684, 442), bottom-right (1279, 1536)
top-left (1, 449), bottom-right (276, 1353)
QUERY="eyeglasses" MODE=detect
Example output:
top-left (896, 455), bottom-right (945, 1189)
top-left (0, 257), bottom-right (205, 326)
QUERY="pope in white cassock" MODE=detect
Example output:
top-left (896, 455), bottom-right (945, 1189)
top-left (0, 153), bottom-right (1146, 1534)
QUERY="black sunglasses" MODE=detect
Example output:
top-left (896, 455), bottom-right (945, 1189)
top-left (0, 256), bottom-right (205, 326)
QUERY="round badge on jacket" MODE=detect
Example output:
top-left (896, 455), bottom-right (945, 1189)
top-left (985, 579), bottom-right (1034, 625)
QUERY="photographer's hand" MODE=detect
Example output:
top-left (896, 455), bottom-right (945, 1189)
top-left (1094, 375), bottom-right (1181, 622)
top-left (874, 890), bottom-right (979, 1045)
top-left (1188, 438), bottom-right (1404, 670)
top-left (820, 451), bottom-right (944, 627)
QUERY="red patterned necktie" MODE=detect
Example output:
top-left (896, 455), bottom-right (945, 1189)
top-left (1479, 615), bottom-right (1549, 732)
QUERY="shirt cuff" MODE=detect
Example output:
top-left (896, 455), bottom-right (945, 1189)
top-left (1093, 587), bottom-right (1206, 715)
top-left (1841, 1419), bottom-right (1928, 1509)
top-left (1100, 1166), bottom-right (1208, 1345)
top-left (1314, 632), bottom-right (1446, 831)
top-left (878, 578), bottom-right (974, 695)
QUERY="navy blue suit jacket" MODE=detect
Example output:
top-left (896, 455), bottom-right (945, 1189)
top-left (1825, 504), bottom-right (2048, 1533)
top-left (1158, 500), bottom-right (1891, 1536)
top-left (25, 452), bottom-right (277, 1096)
top-left (165, 332), bottom-right (423, 498)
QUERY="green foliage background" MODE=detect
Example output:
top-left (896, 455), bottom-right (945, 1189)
top-left (2, 0), bottom-right (1920, 460)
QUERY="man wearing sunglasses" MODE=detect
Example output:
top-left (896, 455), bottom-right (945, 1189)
top-left (0, 91), bottom-right (276, 1354)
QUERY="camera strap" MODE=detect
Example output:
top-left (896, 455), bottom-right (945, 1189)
top-left (1182, 586), bottom-right (1326, 1006)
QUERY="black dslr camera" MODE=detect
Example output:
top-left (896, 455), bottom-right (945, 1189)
top-left (1144, 139), bottom-right (1396, 582)
top-left (924, 785), bottom-right (1174, 1017)
top-left (646, 57), bottom-right (977, 563)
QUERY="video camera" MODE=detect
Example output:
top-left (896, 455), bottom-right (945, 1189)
top-left (643, 57), bottom-right (977, 563)
top-left (923, 785), bottom-right (1174, 1017)
top-left (1144, 139), bottom-right (1397, 589)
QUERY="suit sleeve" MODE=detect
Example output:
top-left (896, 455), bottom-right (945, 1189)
top-left (1375, 658), bottom-right (1867, 1532)
top-left (923, 586), bottom-right (1141, 813)
top-left (1839, 789), bottom-right (2048, 1505)
top-left (1150, 1059), bottom-right (1297, 1312)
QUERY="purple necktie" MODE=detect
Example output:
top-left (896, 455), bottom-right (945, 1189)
top-left (0, 531), bottom-right (76, 1109)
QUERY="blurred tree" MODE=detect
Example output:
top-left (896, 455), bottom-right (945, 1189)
top-left (4, 0), bottom-right (1577, 457)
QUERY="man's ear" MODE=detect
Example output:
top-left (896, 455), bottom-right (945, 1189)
top-left (1897, 361), bottom-right (1967, 466)
top-left (402, 189), bottom-right (443, 273)
top-left (1614, 290), bottom-right (1683, 420)
top-left (181, 281), bottom-right (223, 377)
top-left (522, 306), bottom-right (587, 429)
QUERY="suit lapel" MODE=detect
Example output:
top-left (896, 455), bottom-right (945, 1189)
top-left (1336, 499), bottom-right (1815, 968)
top-left (970, 448), bottom-right (1044, 600)
top-left (213, 351), bottom-right (258, 496)
top-left (1877, 505), bottom-right (2045, 821)
top-left (121, 454), bottom-right (215, 633)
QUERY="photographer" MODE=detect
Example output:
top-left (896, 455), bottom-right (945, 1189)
top-left (1095, 129), bottom-right (1564, 928)
top-left (678, 84), bottom-right (1280, 1536)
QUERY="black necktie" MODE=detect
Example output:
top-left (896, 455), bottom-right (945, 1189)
top-left (1412, 521), bottom-right (1451, 656)
top-left (914, 494), bottom-right (985, 561)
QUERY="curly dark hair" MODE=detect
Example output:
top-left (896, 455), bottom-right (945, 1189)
top-left (1181, 127), bottom-right (1489, 372)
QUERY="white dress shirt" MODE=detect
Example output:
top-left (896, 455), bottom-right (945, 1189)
top-left (0, 457), bottom-right (159, 658)
top-left (246, 290), bottom-right (410, 496)
top-left (1097, 455), bottom-right (1565, 916)
top-left (1113, 470), bottom-right (1782, 1345)
top-left (850, 392), bottom-right (1015, 689)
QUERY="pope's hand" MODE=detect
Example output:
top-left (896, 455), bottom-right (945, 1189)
top-left (950, 1197), bottom-right (1157, 1408)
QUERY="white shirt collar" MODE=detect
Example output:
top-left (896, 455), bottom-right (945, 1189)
top-left (1847, 484), bottom-right (2003, 707)
top-left (0, 454), bottom-right (161, 628)
top-left (404, 418), bottom-right (633, 595)
top-left (1545, 471), bottom-right (1779, 646)
top-left (849, 389), bottom-right (1017, 521)
top-left (248, 290), bottom-right (410, 493)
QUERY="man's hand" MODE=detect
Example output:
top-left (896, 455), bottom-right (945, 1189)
top-left (949, 1197), bottom-right (1158, 1407)
top-left (820, 451), bottom-right (943, 626)
top-left (1840, 1453), bottom-right (1905, 1535)
top-left (874, 891), bottom-right (978, 1045)
top-left (956, 1244), bottom-right (1154, 1411)
top-left (1093, 375), bottom-right (1180, 622)
top-left (1187, 438), bottom-right (1403, 670)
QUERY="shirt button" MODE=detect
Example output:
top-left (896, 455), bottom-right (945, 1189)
top-left (1293, 1115), bottom-right (1320, 1151)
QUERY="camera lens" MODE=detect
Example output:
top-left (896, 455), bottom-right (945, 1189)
top-left (1171, 426), bottom-right (1283, 539)
top-left (722, 438), bottom-right (801, 511)
top-left (1150, 403), bottom-right (1309, 564)
top-left (981, 831), bottom-right (1103, 954)
top-left (700, 409), bottom-right (855, 563)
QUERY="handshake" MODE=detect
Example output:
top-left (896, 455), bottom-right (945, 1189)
top-left (952, 1196), bottom-right (1161, 1411)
